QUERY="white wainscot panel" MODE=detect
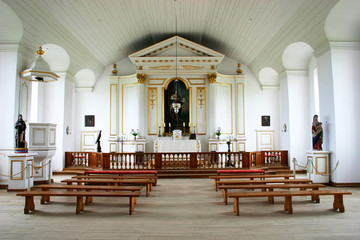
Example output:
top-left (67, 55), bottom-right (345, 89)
top-left (215, 83), bottom-right (232, 134)
top-left (123, 84), bottom-right (140, 133)
top-left (237, 83), bottom-right (245, 135)
top-left (110, 84), bottom-right (118, 136)
top-left (81, 131), bottom-right (97, 151)
top-left (256, 130), bottom-right (274, 151)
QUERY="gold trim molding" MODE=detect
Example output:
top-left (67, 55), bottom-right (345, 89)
top-left (147, 88), bottom-right (157, 135)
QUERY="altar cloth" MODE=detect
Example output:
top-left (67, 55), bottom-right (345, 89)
top-left (155, 140), bottom-right (201, 152)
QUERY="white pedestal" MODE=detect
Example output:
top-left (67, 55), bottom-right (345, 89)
top-left (306, 150), bottom-right (331, 183)
top-left (7, 153), bottom-right (37, 190)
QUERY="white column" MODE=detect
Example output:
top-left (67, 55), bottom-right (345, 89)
top-left (208, 75), bottom-right (217, 139)
top-left (285, 70), bottom-right (310, 167)
top-left (138, 80), bottom-right (145, 137)
top-left (0, 44), bottom-right (20, 186)
top-left (318, 42), bottom-right (360, 184)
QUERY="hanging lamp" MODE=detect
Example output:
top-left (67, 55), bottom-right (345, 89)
top-left (171, 18), bottom-right (181, 115)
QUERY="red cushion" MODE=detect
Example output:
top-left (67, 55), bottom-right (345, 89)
top-left (85, 170), bottom-right (157, 174)
top-left (217, 170), bottom-right (265, 174)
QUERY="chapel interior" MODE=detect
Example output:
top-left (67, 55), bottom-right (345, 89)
top-left (0, 0), bottom-right (360, 239)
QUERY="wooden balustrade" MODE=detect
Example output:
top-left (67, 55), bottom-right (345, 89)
top-left (64, 150), bottom-right (287, 170)
top-left (250, 151), bottom-right (288, 167)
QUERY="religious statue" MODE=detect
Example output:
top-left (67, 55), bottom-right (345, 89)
top-left (95, 130), bottom-right (102, 152)
top-left (312, 114), bottom-right (323, 150)
top-left (14, 114), bottom-right (27, 149)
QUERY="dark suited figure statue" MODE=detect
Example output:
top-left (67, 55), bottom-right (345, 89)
top-left (15, 114), bottom-right (27, 149)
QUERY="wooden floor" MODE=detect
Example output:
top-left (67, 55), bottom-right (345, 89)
top-left (1, 175), bottom-right (360, 239)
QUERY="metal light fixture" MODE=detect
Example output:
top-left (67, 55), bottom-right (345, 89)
top-left (20, 47), bottom-right (59, 82)
top-left (171, 18), bottom-right (181, 115)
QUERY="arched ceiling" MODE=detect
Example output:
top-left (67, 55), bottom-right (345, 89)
top-left (1, 0), bottom-right (345, 87)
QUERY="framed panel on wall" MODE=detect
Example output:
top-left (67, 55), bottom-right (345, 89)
top-left (85, 115), bottom-right (95, 127)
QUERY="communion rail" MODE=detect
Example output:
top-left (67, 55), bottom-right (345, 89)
top-left (65, 152), bottom-right (251, 170)
top-left (65, 150), bottom-right (288, 170)
top-left (250, 150), bottom-right (288, 167)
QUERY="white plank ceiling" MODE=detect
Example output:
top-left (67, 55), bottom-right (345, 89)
top-left (2, 0), bottom-right (339, 86)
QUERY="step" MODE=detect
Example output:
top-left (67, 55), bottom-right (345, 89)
top-left (158, 173), bottom-right (214, 178)
top-left (266, 169), bottom-right (306, 174)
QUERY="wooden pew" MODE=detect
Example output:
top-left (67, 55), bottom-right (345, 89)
top-left (32, 184), bottom-right (143, 204)
top-left (17, 190), bottom-right (141, 215)
top-left (61, 178), bottom-right (155, 197)
top-left (228, 189), bottom-right (352, 215)
top-left (217, 178), bottom-right (312, 188)
top-left (217, 169), bottom-right (265, 175)
top-left (218, 183), bottom-right (325, 205)
top-left (84, 170), bottom-right (158, 185)
top-left (210, 174), bottom-right (295, 191)
top-left (72, 175), bottom-right (157, 186)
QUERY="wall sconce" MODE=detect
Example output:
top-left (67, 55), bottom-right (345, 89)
top-left (20, 47), bottom-right (59, 82)
top-left (66, 126), bottom-right (71, 135)
top-left (281, 123), bottom-right (287, 132)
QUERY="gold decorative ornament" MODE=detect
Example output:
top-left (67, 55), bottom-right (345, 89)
top-left (149, 65), bottom-right (172, 70)
top-left (148, 88), bottom-right (157, 109)
top-left (210, 65), bottom-right (215, 70)
top-left (112, 64), bottom-right (118, 75)
top-left (36, 46), bottom-right (44, 55)
top-left (197, 88), bottom-right (205, 108)
top-left (182, 65), bottom-right (205, 70)
top-left (208, 73), bottom-right (217, 83)
top-left (138, 66), bottom-right (143, 70)
top-left (237, 63), bottom-right (243, 74)
top-left (137, 74), bottom-right (146, 84)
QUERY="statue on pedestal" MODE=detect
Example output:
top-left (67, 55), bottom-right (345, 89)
top-left (95, 130), bottom-right (102, 152)
top-left (14, 114), bottom-right (27, 151)
top-left (312, 115), bottom-right (323, 150)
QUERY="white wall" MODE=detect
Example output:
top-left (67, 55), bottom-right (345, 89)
top-left (75, 65), bottom-right (114, 153)
top-left (279, 73), bottom-right (290, 151)
top-left (74, 58), bottom-right (280, 154)
top-left (242, 66), bottom-right (280, 152)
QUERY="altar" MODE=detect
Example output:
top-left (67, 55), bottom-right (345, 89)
top-left (154, 139), bottom-right (201, 152)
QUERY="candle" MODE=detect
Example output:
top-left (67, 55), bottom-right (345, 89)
top-left (169, 123), bottom-right (171, 127)
top-left (183, 122), bottom-right (185, 127)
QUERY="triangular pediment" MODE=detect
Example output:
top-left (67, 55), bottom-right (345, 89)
top-left (128, 36), bottom-right (225, 73)
top-left (129, 35), bottom-right (224, 58)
